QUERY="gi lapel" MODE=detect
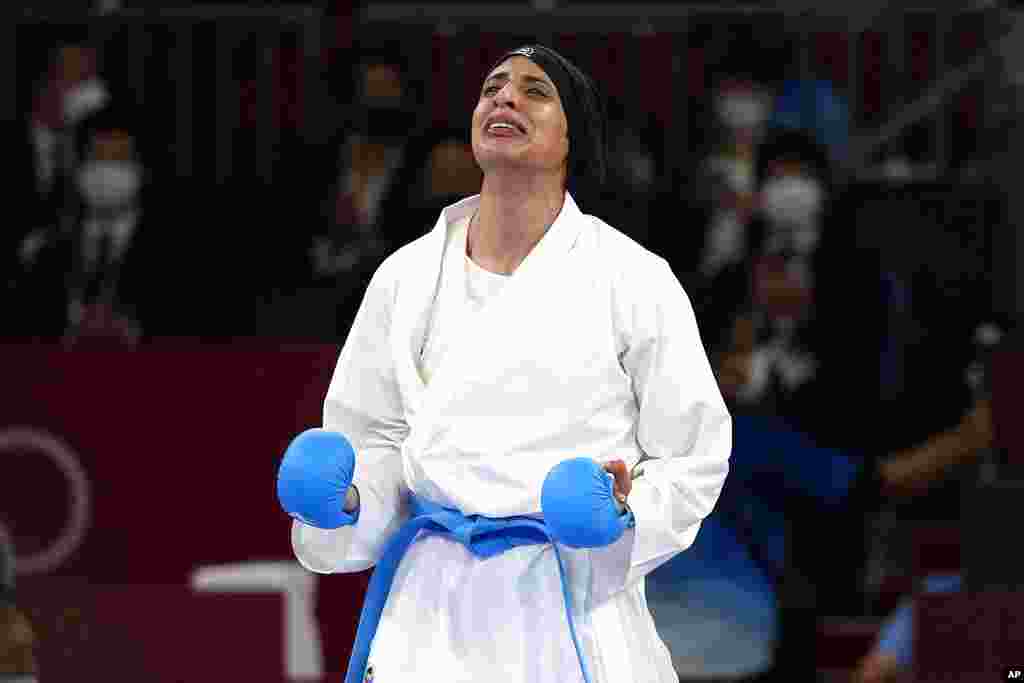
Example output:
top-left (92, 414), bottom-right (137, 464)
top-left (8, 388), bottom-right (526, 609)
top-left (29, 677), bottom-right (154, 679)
top-left (410, 193), bottom-right (587, 428)
top-left (389, 195), bottom-right (479, 417)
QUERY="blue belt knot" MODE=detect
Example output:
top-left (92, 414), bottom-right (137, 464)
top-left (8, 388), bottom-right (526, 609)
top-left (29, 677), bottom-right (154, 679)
top-left (344, 493), bottom-right (593, 683)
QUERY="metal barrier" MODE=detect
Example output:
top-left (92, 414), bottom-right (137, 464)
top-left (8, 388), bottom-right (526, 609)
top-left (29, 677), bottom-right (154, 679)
top-left (353, 3), bottom-right (1007, 178)
top-left (6, 4), bottom-right (1009, 185)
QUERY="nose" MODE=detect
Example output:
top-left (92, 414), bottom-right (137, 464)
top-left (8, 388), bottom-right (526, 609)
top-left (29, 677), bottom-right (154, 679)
top-left (493, 81), bottom-right (517, 109)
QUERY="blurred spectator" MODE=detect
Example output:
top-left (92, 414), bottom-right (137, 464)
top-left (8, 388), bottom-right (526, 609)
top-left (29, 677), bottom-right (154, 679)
top-left (875, 391), bottom-right (994, 499)
top-left (714, 321), bottom-right (1001, 503)
top-left (10, 104), bottom-right (171, 344)
top-left (647, 316), bottom-right (1000, 682)
top-left (310, 46), bottom-right (423, 283)
top-left (851, 574), bottom-right (962, 683)
top-left (658, 130), bottom-right (885, 681)
top-left (695, 128), bottom-right (854, 434)
top-left (843, 177), bottom-right (1004, 599)
top-left (656, 137), bottom-right (872, 678)
top-left (30, 30), bottom-right (111, 222)
top-left (395, 126), bottom-right (483, 237)
top-left (861, 315), bottom-right (1006, 610)
top-left (886, 384), bottom-right (990, 493)
top-left (281, 45), bottom-right (426, 336)
top-left (3, 27), bottom-right (110, 303)
top-left (671, 25), bottom-right (792, 285)
top-left (852, 325), bottom-right (1008, 682)
top-left (691, 60), bottom-right (774, 281)
top-left (770, 79), bottom-right (850, 170)
top-left (28, 27), bottom-right (110, 208)
top-left (0, 531), bottom-right (37, 681)
top-left (756, 24), bottom-right (849, 170)
top-left (645, 411), bottom-right (863, 681)
top-left (695, 136), bottom-right (1004, 635)
top-left (588, 97), bottom-right (667, 249)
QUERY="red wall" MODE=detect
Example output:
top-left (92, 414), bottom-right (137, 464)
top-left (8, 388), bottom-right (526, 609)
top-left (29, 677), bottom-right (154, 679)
top-left (2, 343), bottom-right (370, 680)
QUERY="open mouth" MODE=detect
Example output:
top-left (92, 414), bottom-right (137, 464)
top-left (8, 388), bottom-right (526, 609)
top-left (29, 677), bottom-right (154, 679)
top-left (485, 119), bottom-right (527, 136)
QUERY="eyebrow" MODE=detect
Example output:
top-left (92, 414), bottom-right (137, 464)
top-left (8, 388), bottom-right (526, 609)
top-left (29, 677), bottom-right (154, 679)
top-left (483, 71), bottom-right (553, 89)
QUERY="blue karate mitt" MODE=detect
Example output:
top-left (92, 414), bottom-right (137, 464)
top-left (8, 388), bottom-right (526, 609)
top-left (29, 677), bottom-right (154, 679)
top-left (542, 457), bottom-right (633, 548)
top-left (276, 428), bottom-right (357, 529)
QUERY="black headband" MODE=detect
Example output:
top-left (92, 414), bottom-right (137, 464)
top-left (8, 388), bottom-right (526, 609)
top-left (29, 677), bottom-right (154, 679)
top-left (487, 44), bottom-right (607, 192)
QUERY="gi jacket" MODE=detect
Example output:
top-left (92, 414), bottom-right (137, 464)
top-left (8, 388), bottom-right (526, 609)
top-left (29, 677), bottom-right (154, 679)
top-left (292, 193), bottom-right (732, 683)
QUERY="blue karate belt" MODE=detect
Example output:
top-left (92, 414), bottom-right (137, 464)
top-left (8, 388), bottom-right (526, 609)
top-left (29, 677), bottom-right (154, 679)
top-left (344, 493), bottom-right (594, 683)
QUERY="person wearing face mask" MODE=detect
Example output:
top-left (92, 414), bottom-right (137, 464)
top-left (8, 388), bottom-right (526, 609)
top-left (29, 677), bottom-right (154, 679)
top-left (696, 128), bottom-right (837, 429)
top-left (10, 104), bottom-right (167, 344)
top-left (298, 47), bottom-right (427, 335)
top-left (29, 32), bottom-right (110, 223)
top-left (278, 44), bottom-right (731, 683)
top-left (691, 61), bottom-right (774, 285)
top-left (4, 29), bottom-right (111, 305)
top-left (685, 130), bottom-right (893, 677)
top-left (310, 49), bottom-right (421, 279)
top-left (745, 129), bottom-right (888, 450)
top-left (645, 326), bottom-right (866, 681)
top-left (653, 302), bottom-right (992, 683)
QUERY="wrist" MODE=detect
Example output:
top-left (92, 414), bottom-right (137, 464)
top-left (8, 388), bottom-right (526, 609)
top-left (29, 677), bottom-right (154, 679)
top-left (342, 484), bottom-right (360, 513)
top-left (619, 499), bottom-right (635, 529)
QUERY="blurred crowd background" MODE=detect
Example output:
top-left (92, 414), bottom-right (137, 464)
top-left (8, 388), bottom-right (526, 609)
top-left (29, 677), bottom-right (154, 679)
top-left (2, 1), bottom-right (1023, 682)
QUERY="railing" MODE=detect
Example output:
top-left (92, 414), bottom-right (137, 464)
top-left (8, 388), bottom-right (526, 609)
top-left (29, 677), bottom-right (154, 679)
top-left (354, 3), bottom-right (1008, 179)
top-left (6, 4), bottom-right (1009, 184)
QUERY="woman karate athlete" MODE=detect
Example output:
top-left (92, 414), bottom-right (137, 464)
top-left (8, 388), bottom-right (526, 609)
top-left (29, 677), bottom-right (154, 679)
top-left (277, 44), bottom-right (732, 683)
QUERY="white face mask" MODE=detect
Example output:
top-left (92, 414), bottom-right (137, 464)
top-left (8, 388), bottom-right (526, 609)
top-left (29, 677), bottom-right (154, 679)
top-left (63, 78), bottom-right (109, 125)
top-left (761, 175), bottom-right (823, 230)
top-left (76, 161), bottom-right (142, 209)
top-left (736, 346), bottom-right (774, 404)
top-left (626, 153), bottom-right (655, 190)
top-left (716, 93), bottom-right (767, 130)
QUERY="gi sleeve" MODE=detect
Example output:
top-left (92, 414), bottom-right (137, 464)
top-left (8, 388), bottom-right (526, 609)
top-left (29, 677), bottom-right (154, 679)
top-left (590, 256), bottom-right (732, 603)
top-left (291, 259), bottom-right (410, 574)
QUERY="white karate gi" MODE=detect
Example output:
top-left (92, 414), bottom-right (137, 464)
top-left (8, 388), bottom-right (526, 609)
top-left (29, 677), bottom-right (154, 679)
top-left (291, 193), bottom-right (732, 683)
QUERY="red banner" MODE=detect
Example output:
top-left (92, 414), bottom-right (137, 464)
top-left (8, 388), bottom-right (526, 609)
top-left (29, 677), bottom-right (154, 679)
top-left (1, 343), bottom-right (341, 581)
top-left (20, 580), bottom-right (285, 682)
top-left (1, 343), bottom-right (371, 680)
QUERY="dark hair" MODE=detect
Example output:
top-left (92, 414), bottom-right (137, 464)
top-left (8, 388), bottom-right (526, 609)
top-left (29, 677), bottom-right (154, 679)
top-left (755, 127), bottom-right (832, 188)
top-left (486, 44), bottom-right (607, 193)
top-left (75, 103), bottom-right (139, 161)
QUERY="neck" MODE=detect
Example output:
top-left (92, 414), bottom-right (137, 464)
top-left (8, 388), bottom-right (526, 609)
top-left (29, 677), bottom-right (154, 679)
top-left (470, 171), bottom-right (565, 275)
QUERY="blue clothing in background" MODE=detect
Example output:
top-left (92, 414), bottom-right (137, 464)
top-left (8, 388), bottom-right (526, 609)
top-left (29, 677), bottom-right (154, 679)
top-left (875, 574), bottom-right (963, 668)
top-left (646, 413), bottom-right (862, 678)
top-left (770, 79), bottom-right (850, 167)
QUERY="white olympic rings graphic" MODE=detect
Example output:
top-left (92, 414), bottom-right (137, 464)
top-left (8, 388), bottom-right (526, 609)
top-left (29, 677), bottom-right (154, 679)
top-left (0, 427), bottom-right (92, 575)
